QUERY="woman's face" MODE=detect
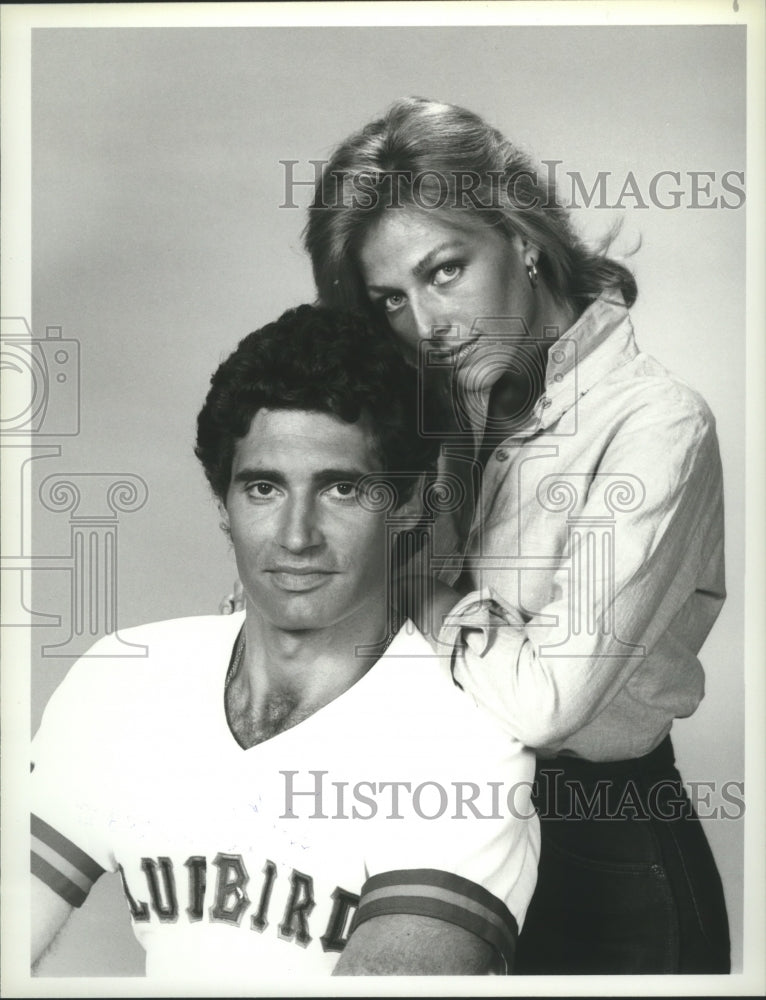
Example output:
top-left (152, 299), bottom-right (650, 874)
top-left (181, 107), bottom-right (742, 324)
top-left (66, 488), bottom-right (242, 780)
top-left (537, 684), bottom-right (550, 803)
top-left (358, 207), bottom-right (540, 397)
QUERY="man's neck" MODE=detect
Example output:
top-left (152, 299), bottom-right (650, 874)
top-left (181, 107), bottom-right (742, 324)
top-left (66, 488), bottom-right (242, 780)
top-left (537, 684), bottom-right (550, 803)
top-left (226, 603), bottom-right (390, 749)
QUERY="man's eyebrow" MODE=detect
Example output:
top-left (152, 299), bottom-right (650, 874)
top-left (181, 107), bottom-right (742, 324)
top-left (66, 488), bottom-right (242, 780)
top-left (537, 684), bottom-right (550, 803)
top-left (312, 468), bottom-right (371, 487)
top-left (230, 467), bottom-right (372, 486)
top-left (366, 241), bottom-right (469, 293)
top-left (231, 467), bottom-right (287, 486)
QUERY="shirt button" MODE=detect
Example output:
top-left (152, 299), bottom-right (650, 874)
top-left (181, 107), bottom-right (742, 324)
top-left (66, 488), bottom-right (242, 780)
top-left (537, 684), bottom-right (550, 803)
top-left (496, 449), bottom-right (509, 461)
top-left (553, 373), bottom-right (563, 383)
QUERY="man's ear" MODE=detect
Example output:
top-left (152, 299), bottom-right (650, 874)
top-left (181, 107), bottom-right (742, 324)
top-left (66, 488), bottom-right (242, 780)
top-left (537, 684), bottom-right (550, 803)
top-left (218, 501), bottom-right (231, 538)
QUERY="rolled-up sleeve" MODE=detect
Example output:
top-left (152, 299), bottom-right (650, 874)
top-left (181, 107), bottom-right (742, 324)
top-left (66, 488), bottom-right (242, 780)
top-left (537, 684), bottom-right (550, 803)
top-left (436, 394), bottom-right (725, 758)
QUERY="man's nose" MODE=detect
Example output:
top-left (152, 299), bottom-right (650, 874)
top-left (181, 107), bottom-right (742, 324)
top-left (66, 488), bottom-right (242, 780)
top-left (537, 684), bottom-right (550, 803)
top-left (278, 496), bottom-right (322, 553)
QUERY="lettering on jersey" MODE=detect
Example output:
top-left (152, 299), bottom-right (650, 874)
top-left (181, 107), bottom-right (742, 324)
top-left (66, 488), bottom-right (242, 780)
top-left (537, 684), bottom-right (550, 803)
top-left (320, 887), bottom-right (360, 953)
top-left (117, 853), bottom-right (354, 953)
top-left (210, 852), bottom-right (250, 926)
top-left (278, 869), bottom-right (315, 947)
top-left (251, 859), bottom-right (277, 933)
top-left (117, 864), bottom-right (149, 922)
top-left (185, 856), bottom-right (207, 922)
top-left (141, 857), bottom-right (179, 922)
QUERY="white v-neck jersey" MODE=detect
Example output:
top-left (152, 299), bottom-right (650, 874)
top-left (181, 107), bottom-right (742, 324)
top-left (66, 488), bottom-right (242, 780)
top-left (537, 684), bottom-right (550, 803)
top-left (32, 612), bottom-right (539, 981)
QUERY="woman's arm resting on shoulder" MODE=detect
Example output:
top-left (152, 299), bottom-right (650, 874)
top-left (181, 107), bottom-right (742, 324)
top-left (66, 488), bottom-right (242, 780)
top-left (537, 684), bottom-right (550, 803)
top-left (31, 877), bottom-right (74, 970)
top-left (333, 912), bottom-right (499, 975)
top-left (443, 404), bottom-right (725, 750)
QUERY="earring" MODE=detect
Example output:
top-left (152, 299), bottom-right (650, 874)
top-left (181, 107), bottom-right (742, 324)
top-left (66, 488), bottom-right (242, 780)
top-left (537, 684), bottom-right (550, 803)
top-left (526, 260), bottom-right (539, 289)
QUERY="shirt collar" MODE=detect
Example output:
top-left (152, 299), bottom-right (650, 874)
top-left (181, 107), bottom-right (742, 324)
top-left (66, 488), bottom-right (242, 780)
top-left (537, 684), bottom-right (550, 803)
top-left (502, 290), bottom-right (638, 437)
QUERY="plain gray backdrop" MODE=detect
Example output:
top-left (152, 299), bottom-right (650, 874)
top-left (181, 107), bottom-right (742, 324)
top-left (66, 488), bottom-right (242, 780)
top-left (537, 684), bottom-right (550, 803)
top-left (28, 24), bottom-right (745, 977)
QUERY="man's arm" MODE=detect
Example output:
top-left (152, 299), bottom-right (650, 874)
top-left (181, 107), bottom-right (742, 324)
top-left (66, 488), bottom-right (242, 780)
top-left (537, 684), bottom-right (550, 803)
top-left (31, 877), bottom-right (74, 970)
top-left (333, 912), bottom-right (498, 976)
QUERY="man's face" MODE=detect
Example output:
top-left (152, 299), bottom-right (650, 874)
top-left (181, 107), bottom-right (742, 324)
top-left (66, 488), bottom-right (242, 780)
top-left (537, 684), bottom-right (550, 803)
top-left (224, 408), bottom-right (389, 633)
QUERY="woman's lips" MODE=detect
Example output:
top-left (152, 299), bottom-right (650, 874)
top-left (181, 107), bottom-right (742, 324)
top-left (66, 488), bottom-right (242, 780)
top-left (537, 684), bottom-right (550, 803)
top-left (433, 338), bottom-right (479, 364)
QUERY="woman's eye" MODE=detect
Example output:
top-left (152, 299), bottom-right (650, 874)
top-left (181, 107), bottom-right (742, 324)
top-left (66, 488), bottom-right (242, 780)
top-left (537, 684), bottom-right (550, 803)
top-left (432, 262), bottom-right (463, 286)
top-left (382, 293), bottom-right (405, 314)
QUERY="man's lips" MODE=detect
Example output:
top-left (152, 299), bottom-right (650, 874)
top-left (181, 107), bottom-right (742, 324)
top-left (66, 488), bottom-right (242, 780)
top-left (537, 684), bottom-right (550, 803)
top-left (266, 568), bottom-right (336, 591)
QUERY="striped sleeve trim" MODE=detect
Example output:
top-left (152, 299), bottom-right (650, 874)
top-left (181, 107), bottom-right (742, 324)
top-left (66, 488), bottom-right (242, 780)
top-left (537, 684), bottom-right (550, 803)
top-left (31, 814), bottom-right (105, 907)
top-left (351, 868), bottom-right (517, 971)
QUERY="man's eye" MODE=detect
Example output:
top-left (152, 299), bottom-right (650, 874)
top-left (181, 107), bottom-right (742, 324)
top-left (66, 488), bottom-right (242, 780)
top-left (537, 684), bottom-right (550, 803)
top-left (326, 482), bottom-right (358, 500)
top-left (432, 262), bottom-right (463, 286)
top-left (248, 482), bottom-right (277, 498)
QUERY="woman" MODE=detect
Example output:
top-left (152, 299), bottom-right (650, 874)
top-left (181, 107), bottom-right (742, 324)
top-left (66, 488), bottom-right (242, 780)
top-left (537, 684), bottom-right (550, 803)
top-left (302, 97), bottom-right (731, 974)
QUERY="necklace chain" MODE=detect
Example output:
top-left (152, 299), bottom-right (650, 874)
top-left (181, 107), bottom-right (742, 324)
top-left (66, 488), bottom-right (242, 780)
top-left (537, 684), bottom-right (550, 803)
top-left (225, 627), bottom-right (246, 689)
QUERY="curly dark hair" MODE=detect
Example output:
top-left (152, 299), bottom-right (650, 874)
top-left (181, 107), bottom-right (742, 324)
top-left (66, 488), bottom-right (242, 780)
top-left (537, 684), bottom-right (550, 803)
top-left (195, 304), bottom-right (441, 505)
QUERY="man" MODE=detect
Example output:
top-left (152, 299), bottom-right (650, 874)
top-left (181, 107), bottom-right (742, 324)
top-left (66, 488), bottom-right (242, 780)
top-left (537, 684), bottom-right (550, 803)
top-left (31, 305), bottom-right (539, 981)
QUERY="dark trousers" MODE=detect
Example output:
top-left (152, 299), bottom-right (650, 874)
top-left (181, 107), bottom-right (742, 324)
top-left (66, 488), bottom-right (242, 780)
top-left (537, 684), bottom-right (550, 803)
top-left (515, 738), bottom-right (731, 974)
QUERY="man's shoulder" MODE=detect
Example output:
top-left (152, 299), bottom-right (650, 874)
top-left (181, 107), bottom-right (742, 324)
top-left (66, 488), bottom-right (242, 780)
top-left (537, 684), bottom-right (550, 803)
top-left (52, 612), bottom-right (243, 701)
top-left (379, 623), bottom-right (526, 759)
top-left (117, 609), bottom-right (243, 639)
top-left (85, 611), bottom-right (243, 658)
top-left (36, 613), bottom-right (243, 741)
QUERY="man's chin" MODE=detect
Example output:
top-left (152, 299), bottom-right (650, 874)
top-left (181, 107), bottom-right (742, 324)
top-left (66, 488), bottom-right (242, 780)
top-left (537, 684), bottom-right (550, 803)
top-left (253, 596), bottom-right (338, 633)
top-left (271, 614), bottom-right (329, 633)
